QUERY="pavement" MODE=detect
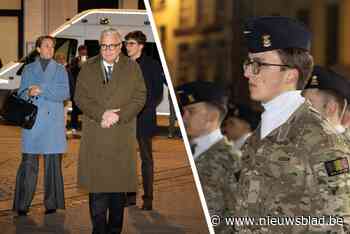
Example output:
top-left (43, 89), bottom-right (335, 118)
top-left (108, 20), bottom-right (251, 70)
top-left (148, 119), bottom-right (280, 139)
top-left (0, 124), bottom-right (209, 234)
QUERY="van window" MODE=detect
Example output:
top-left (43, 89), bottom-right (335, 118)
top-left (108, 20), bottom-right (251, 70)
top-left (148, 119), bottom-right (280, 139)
top-left (17, 38), bottom-right (77, 75)
top-left (84, 40), bottom-right (100, 58)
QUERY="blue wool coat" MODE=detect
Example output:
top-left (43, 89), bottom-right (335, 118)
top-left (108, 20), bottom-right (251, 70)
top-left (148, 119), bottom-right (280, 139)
top-left (18, 59), bottom-right (70, 154)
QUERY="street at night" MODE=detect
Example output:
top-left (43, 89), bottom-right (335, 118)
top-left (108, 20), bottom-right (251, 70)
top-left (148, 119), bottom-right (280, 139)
top-left (0, 124), bottom-right (208, 233)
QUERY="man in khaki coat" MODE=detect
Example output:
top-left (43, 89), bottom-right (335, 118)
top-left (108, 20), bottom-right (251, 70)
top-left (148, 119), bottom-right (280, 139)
top-left (74, 28), bottom-right (146, 234)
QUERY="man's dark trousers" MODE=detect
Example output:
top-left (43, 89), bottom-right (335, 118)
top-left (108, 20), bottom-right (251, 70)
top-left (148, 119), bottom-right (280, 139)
top-left (89, 192), bottom-right (126, 234)
top-left (138, 135), bottom-right (153, 205)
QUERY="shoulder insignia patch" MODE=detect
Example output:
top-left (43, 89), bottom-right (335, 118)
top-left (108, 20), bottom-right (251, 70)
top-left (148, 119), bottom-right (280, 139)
top-left (324, 157), bottom-right (349, 176)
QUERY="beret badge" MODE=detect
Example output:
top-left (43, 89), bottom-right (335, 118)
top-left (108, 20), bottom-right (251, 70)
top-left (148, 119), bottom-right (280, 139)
top-left (310, 75), bottom-right (319, 86)
top-left (262, 34), bottom-right (272, 48)
top-left (187, 94), bottom-right (195, 103)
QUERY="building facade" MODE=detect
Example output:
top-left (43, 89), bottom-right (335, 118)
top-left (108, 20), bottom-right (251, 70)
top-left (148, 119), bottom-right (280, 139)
top-left (151, 0), bottom-right (350, 104)
top-left (152, 0), bottom-right (233, 86)
top-left (0, 0), bottom-right (23, 65)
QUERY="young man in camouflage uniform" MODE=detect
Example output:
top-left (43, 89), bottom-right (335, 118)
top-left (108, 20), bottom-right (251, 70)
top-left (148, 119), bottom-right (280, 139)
top-left (304, 88), bottom-right (347, 134)
top-left (177, 81), bottom-right (241, 233)
top-left (303, 66), bottom-right (349, 136)
top-left (235, 17), bottom-right (350, 233)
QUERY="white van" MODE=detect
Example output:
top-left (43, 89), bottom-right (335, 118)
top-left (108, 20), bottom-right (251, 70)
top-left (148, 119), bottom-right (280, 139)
top-left (0, 9), bottom-right (169, 115)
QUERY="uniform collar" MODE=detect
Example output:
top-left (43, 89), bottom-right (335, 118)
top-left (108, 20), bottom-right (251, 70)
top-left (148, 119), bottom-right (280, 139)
top-left (234, 132), bottom-right (252, 150)
top-left (260, 90), bottom-right (305, 139)
top-left (191, 128), bottom-right (224, 159)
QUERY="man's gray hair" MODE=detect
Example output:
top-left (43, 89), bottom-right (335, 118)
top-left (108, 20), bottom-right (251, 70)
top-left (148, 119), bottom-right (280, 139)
top-left (100, 28), bottom-right (122, 42)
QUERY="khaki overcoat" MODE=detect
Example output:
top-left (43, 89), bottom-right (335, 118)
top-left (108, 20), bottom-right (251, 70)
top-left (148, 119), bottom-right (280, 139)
top-left (74, 54), bottom-right (146, 192)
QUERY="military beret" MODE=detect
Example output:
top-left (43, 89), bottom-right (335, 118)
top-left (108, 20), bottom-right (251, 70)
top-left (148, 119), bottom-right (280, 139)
top-left (305, 65), bottom-right (350, 102)
top-left (243, 16), bottom-right (312, 53)
top-left (176, 80), bottom-right (227, 110)
top-left (227, 104), bottom-right (261, 130)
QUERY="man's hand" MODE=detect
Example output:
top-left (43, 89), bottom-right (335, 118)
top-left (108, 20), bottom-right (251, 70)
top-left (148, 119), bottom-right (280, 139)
top-left (101, 109), bottom-right (120, 128)
top-left (28, 85), bottom-right (42, 97)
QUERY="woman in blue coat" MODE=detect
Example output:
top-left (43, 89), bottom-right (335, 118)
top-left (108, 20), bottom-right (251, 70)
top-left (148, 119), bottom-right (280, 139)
top-left (13, 35), bottom-right (70, 216)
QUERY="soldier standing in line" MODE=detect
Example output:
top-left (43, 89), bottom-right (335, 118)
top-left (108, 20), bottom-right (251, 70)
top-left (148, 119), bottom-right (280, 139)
top-left (303, 88), bottom-right (347, 134)
top-left (303, 66), bottom-right (350, 135)
top-left (221, 104), bottom-right (261, 150)
top-left (177, 80), bottom-right (240, 234)
top-left (235, 16), bottom-right (350, 233)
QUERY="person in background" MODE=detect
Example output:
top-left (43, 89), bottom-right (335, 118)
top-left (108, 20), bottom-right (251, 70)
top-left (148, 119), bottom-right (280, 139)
top-left (13, 35), bottom-right (70, 216)
top-left (54, 52), bottom-right (67, 67)
top-left (304, 88), bottom-right (347, 134)
top-left (124, 30), bottom-right (164, 210)
top-left (54, 52), bottom-right (70, 128)
top-left (222, 104), bottom-right (260, 150)
top-left (74, 28), bottom-right (146, 234)
top-left (176, 80), bottom-right (241, 233)
top-left (67, 45), bottom-right (88, 136)
top-left (303, 65), bottom-right (350, 136)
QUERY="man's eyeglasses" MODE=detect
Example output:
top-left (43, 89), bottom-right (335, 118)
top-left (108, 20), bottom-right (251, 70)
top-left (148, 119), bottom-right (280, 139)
top-left (243, 58), bottom-right (292, 75)
top-left (100, 42), bottom-right (122, 50)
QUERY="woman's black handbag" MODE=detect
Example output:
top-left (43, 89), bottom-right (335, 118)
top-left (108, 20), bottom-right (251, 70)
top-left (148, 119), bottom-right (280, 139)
top-left (1, 89), bottom-right (38, 129)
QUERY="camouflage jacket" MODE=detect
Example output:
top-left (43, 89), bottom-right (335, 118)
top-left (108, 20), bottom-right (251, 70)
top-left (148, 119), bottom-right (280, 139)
top-left (343, 129), bottom-right (350, 143)
top-left (196, 137), bottom-right (241, 234)
top-left (235, 102), bottom-right (350, 234)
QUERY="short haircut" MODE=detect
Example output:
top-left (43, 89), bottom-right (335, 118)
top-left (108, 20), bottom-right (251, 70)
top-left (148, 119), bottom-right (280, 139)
top-left (125, 30), bottom-right (147, 45)
top-left (35, 35), bottom-right (55, 48)
top-left (277, 48), bottom-right (314, 90)
top-left (309, 89), bottom-right (347, 119)
top-left (100, 28), bottom-right (122, 42)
